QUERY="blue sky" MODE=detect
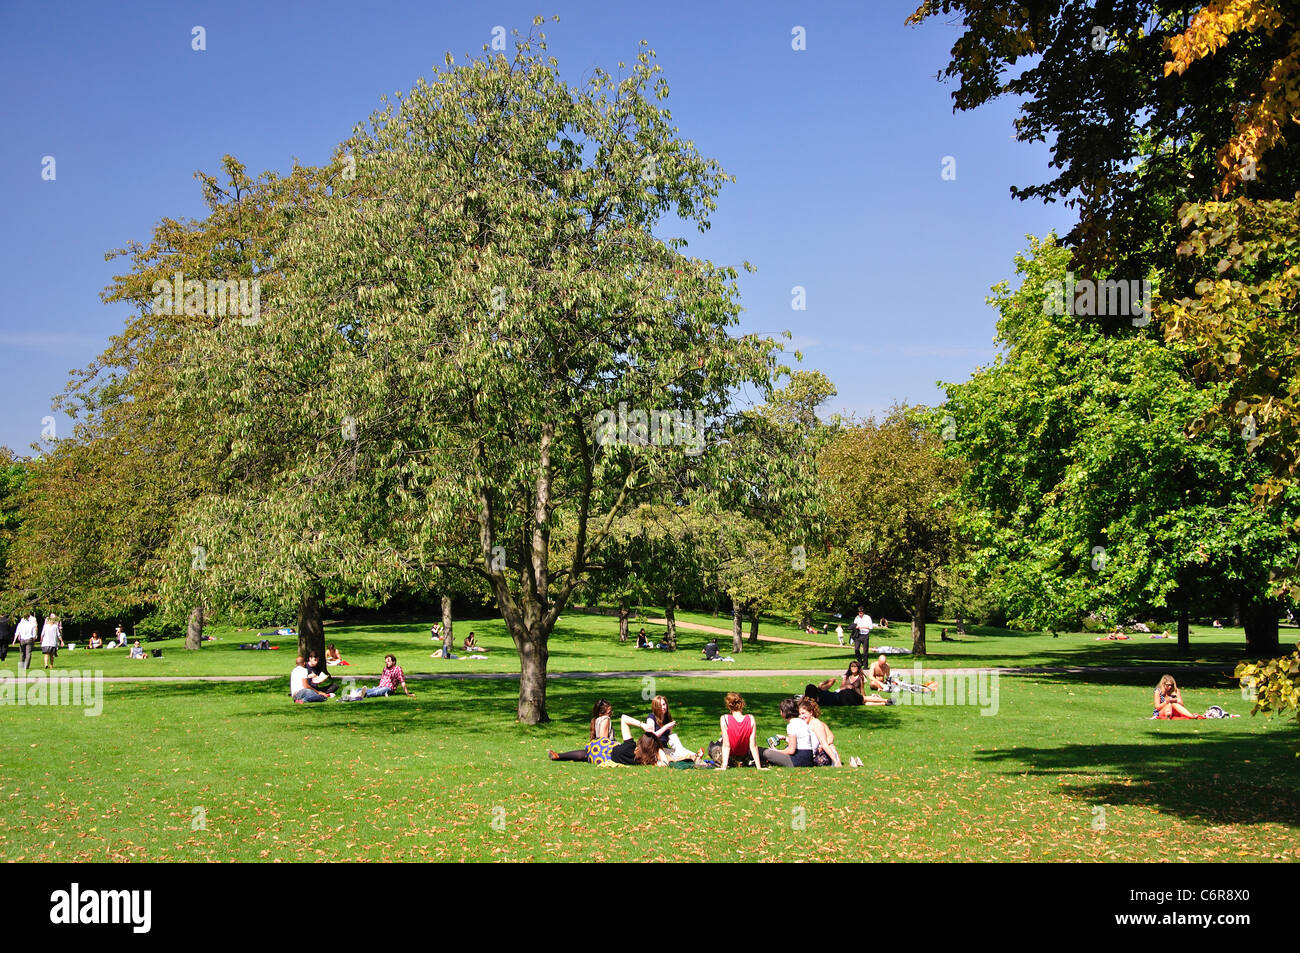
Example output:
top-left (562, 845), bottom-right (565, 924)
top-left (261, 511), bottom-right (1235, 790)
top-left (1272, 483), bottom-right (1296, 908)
top-left (0, 0), bottom-right (1071, 454)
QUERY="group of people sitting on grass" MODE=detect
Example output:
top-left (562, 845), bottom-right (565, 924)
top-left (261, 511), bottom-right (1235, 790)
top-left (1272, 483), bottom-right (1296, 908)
top-left (289, 651), bottom-right (413, 703)
top-left (547, 691), bottom-right (864, 769)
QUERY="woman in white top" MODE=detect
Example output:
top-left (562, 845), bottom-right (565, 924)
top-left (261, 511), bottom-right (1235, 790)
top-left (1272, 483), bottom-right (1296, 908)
top-left (760, 698), bottom-right (817, 767)
top-left (13, 613), bottom-right (39, 672)
top-left (40, 614), bottom-right (64, 670)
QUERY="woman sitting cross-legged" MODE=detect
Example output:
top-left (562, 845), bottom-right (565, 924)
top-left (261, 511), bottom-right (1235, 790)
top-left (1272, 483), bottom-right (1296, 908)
top-left (716, 692), bottom-right (765, 770)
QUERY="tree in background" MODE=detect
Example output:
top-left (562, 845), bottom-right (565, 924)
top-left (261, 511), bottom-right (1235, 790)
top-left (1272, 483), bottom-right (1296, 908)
top-left (821, 407), bottom-right (964, 655)
top-left (0, 450), bottom-right (30, 601)
top-left (4, 158), bottom-right (336, 645)
top-left (941, 237), bottom-right (1298, 652)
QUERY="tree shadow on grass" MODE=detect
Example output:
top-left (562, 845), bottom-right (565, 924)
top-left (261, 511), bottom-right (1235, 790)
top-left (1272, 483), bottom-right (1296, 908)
top-left (976, 731), bottom-right (1300, 828)
top-left (104, 674), bottom-right (908, 744)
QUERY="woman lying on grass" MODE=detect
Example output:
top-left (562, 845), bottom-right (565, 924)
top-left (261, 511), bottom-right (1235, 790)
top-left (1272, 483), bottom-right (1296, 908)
top-left (628, 695), bottom-right (696, 763)
top-left (548, 704), bottom-right (673, 766)
top-left (804, 661), bottom-right (890, 707)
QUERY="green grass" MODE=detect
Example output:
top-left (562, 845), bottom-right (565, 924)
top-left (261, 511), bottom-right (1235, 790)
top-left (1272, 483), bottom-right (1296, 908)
top-left (3, 614), bottom-right (1296, 862)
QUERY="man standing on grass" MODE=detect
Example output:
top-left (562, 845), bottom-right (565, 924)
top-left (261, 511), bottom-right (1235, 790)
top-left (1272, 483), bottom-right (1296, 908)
top-left (851, 606), bottom-right (873, 662)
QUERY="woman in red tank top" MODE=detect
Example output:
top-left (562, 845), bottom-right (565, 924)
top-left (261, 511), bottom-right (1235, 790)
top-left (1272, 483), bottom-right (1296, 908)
top-left (718, 692), bottom-right (765, 769)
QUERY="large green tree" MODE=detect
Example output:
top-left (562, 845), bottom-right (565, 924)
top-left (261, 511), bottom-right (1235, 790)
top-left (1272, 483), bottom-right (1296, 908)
top-left (941, 236), bottom-right (1298, 652)
top-left (5, 158), bottom-right (336, 643)
top-left (167, 25), bottom-right (786, 723)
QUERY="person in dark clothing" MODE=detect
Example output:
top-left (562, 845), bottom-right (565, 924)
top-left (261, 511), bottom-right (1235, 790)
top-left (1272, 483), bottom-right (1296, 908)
top-left (306, 652), bottom-right (336, 693)
top-left (0, 614), bottom-right (10, 662)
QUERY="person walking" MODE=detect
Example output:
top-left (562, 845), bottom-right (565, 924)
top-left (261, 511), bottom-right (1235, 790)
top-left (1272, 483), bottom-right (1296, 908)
top-left (0, 612), bottom-right (10, 663)
top-left (40, 613), bottom-right (65, 670)
top-left (13, 611), bottom-right (38, 673)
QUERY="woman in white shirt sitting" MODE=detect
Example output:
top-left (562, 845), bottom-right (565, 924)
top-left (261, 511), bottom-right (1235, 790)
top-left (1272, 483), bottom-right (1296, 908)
top-left (760, 698), bottom-right (817, 767)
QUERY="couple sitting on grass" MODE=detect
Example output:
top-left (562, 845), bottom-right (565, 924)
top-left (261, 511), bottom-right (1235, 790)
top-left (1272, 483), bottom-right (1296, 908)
top-left (802, 659), bottom-right (893, 707)
top-left (290, 652), bottom-right (413, 703)
top-left (549, 696), bottom-right (699, 767)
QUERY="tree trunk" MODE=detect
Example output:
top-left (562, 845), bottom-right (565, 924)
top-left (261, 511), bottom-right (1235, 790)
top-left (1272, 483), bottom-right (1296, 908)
top-left (748, 608), bottom-right (760, 644)
top-left (515, 626), bottom-right (550, 723)
top-left (185, 605), bottom-right (204, 651)
top-left (731, 600), bottom-right (743, 655)
top-left (664, 603), bottom-right (677, 649)
top-left (911, 575), bottom-right (932, 656)
top-left (618, 603), bottom-right (630, 642)
top-left (1242, 596), bottom-right (1280, 656)
top-left (441, 594), bottom-right (453, 649)
top-left (799, 610), bottom-right (812, 630)
top-left (297, 589), bottom-right (325, 662)
top-left (1177, 603), bottom-right (1190, 655)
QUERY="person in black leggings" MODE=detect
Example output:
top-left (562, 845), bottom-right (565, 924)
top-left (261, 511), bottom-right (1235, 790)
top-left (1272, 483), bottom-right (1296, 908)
top-left (805, 660), bottom-right (869, 707)
top-left (549, 700), bottom-right (614, 762)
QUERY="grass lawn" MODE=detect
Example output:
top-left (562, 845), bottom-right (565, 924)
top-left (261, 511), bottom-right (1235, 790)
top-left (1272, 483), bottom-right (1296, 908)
top-left (2, 614), bottom-right (1296, 862)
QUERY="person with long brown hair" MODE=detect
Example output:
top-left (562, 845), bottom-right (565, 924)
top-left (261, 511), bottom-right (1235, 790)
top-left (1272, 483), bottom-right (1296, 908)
top-left (798, 697), bottom-right (843, 766)
top-left (759, 698), bottom-right (817, 767)
top-left (549, 699), bottom-right (615, 762)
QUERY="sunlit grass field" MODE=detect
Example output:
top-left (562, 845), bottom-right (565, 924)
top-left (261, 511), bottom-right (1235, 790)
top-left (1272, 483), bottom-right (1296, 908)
top-left (2, 612), bottom-right (1295, 862)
